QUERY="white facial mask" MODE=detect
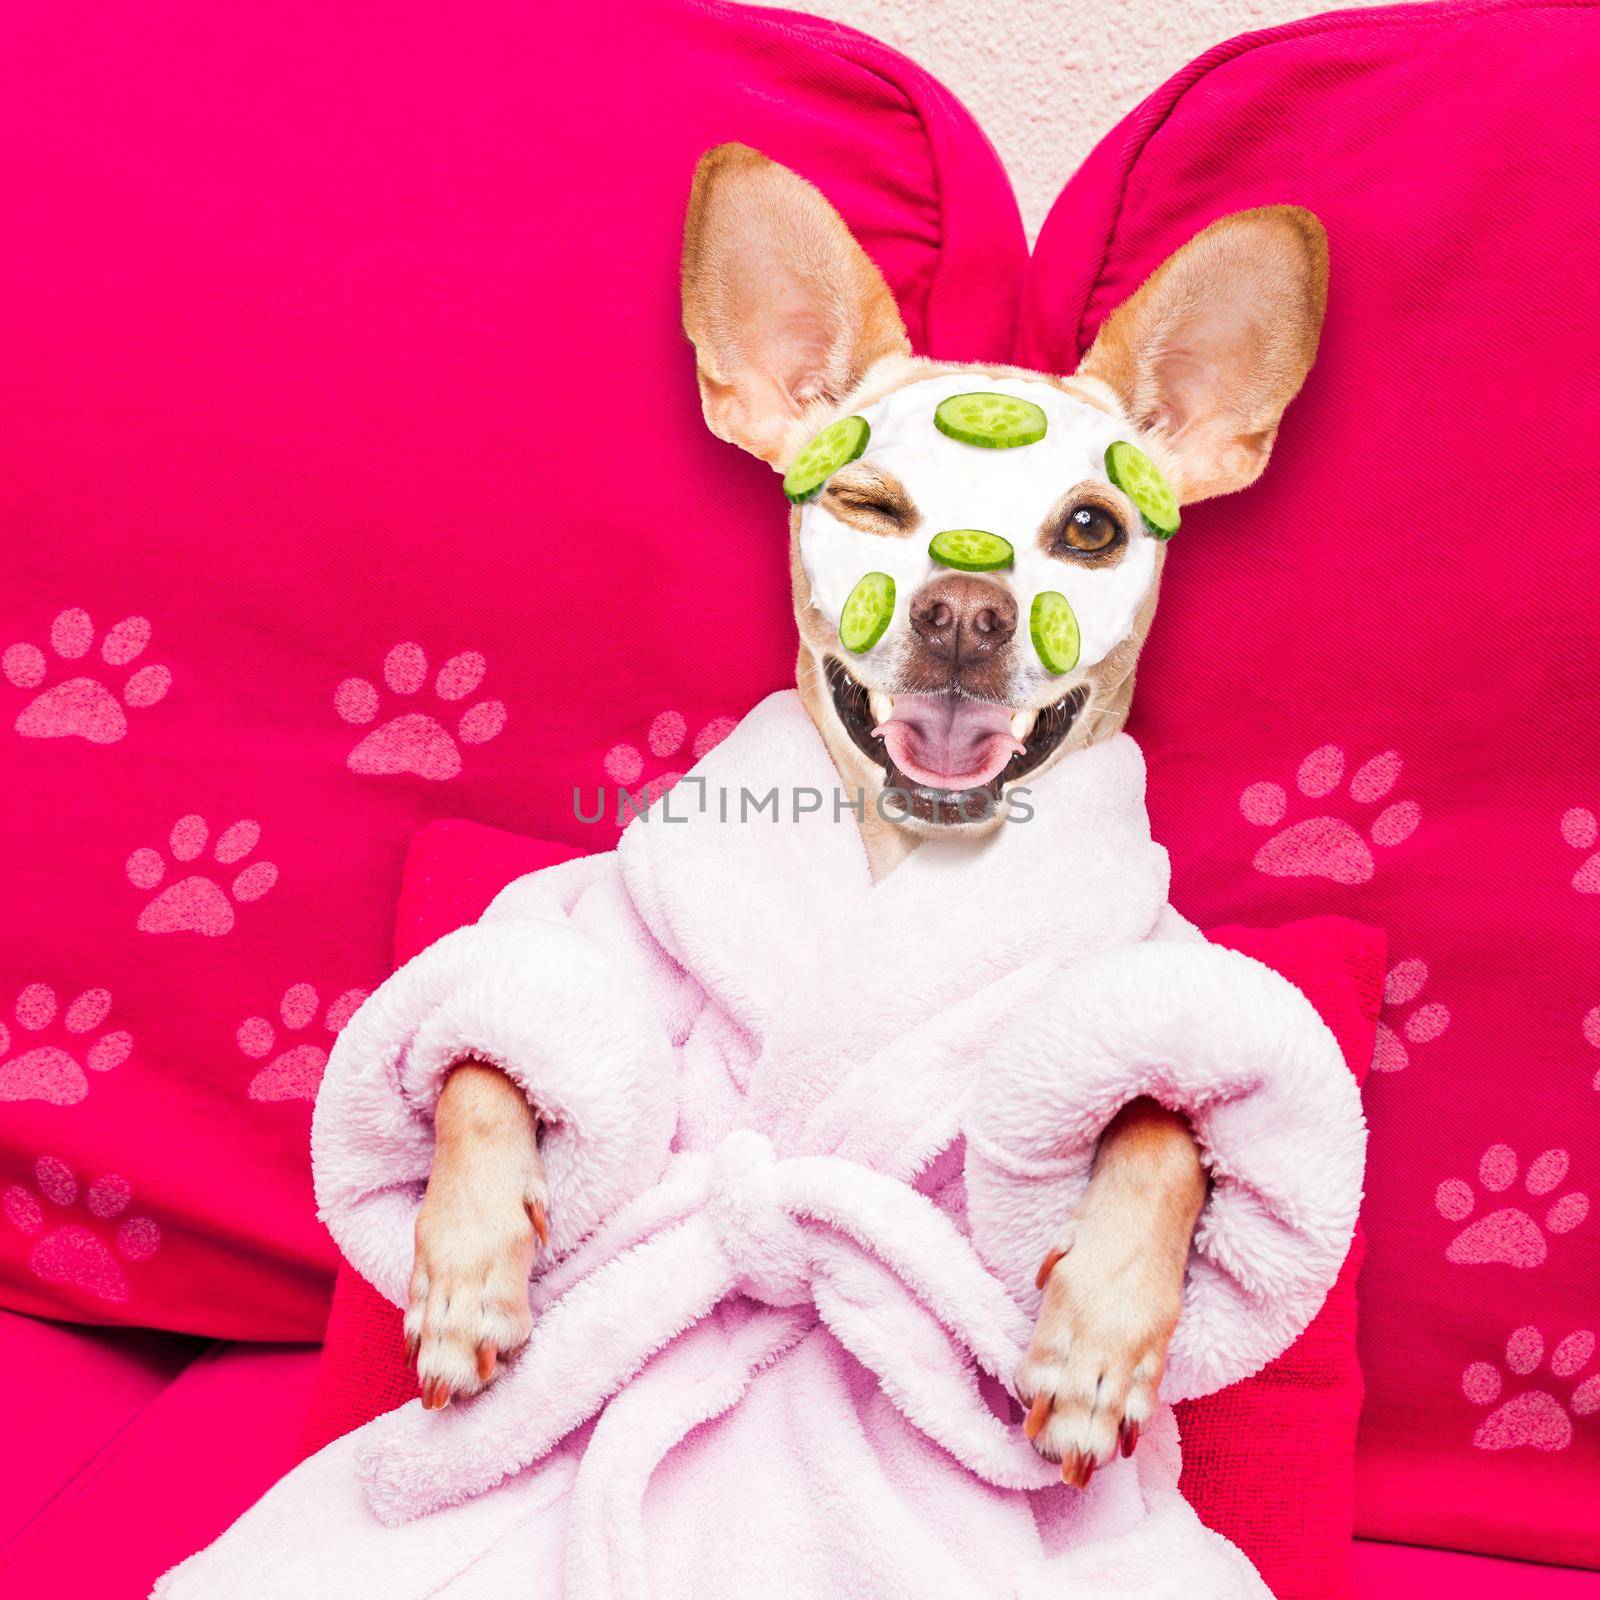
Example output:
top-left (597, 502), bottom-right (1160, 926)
top-left (796, 375), bottom-right (1160, 690)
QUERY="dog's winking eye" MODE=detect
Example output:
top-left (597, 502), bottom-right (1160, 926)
top-left (1060, 504), bottom-right (1123, 555)
top-left (822, 475), bottom-right (917, 533)
top-left (836, 491), bottom-right (901, 521)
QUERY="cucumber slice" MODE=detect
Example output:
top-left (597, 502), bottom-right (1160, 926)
top-left (783, 415), bottom-right (871, 503)
top-left (933, 392), bottom-right (1048, 450)
top-left (1104, 440), bottom-right (1180, 538)
top-left (1030, 591), bottom-right (1080, 675)
top-left (839, 572), bottom-right (896, 654)
top-left (928, 528), bottom-right (1014, 572)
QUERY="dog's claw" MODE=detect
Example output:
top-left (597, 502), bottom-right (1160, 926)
top-left (529, 1200), bottom-right (550, 1249)
top-left (1035, 1247), bottom-right (1066, 1292)
top-left (403, 1333), bottom-right (419, 1367)
top-left (1061, 1452), bottom-right (1095, 1490)
top-left (1120, 1420), bottom-right (1140, 1458)
top-left (476, 1341), bottom-right (498, 1382)
top-left (1023, 1392), bottom-right (1052, 1442)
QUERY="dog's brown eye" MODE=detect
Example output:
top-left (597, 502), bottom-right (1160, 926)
top-left (1061, 504), bottom-right (1123, 554)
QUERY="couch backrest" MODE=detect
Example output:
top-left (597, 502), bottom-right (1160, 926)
top-left (0, 0), bottom-right (1024, 1340)
top-left (1019, 0), bottom-right (1600, 1568)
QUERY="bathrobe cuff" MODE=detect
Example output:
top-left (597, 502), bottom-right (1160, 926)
top-left (962, 939), bottom-right (1366, 1401)
top-left (313, 870), bottom-right (677, 1299)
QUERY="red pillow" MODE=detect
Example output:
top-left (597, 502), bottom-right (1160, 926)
top-left (0, 0), bottom-right (1024, 1341)
top-left (300, 819), bottom-right (1382, 1600)
top-left (1018, 0), bottom-right (1600, 1570)
top-left (1175, 918), bottom-right (1382, 1600)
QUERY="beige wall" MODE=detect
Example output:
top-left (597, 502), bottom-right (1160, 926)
top-left (749, 0), bottom-right (1403, 240)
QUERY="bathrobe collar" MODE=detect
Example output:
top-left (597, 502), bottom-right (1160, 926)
top-left (619, 692), bottom-right (1172, 1152)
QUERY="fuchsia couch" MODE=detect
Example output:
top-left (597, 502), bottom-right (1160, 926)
top-left (3, 0), bottom-right (1599, 1594)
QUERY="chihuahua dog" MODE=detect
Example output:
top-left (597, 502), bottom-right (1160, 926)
top-left (403, 144), bottom-right (1326, 1488)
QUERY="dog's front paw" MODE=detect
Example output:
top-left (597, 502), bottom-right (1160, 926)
top-left (1013, 1221), bottom-right (1180, 1488)
top-left (405, 1160), bottom-right (548, 1410)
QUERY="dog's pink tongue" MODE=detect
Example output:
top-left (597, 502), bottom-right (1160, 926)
top-left (874, 694), bottom-right (1024, 790)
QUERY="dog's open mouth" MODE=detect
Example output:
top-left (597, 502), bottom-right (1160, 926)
top-left (825, 658), bottom-right (1087, 825)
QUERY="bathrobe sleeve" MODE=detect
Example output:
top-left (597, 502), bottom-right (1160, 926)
top-left (311, 852), bottom-right (678, 1304)
top-left (962, 925), bottom-right (1366, 1402)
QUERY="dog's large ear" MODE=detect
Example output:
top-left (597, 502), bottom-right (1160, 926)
top-left (1077, 208), bottom-right (1328, 503)
top-left (682, 143), bottom-right (911, 465)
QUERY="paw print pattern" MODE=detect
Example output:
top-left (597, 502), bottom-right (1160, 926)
top-left (603, 711), bottom-right (738, 806)
top-left (1463, 1327), bottom-right (1600, 1451)
top-left (239, 983), bottom-right (367, 1102)
top-left (1240, 746), bottom-right (1420, 885)
top-left (126, 815), bottom-right (278, 936)
top-left (3, 609), bottom-right (171, 743)
top-left (0, 984), bottom-right (132, 1106)
top-left (3, 1156), bottom-right (161, 1304)
top-left (1586, 1006), bottom-right (1600, 1091)
top-left (1562, 808), bottom-right (1600, 893)
top-left (1436, 1145), bottom-right (1590, 1267)
top-left (335, 644), bottom-right (506, 781)
top-left (1372, 958), bottom-right (1451, 1073)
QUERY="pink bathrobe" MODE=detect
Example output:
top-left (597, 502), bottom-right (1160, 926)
top-left (158, 691), bottom-right (1365, 1600)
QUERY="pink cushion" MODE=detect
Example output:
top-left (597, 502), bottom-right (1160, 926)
top-left (0, 0), bottom-right (1023, 1339)
top-left (1019, 0), bottom-right (1600, 1572)
top-left (0, 1308), bottom-right (320, 1597)
top-left (0, 1311), bottom-right (198, 1547)
top-left (300, 819), bottom-right (1383, 1600)
top-left (1352, 1540), bottom-right (1600, 1598)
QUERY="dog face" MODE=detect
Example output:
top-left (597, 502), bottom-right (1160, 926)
top-left (790, 371), bottom-right (1162, 828)
top-left (683, 145), bottom-right (1327, 839)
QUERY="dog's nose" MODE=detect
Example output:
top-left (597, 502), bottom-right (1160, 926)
top-left (908, 575), bottom-right (1017, 663)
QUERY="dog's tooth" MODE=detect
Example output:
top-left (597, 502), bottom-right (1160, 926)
top-left (1010, 708), bottom-right (1038, 742)
top-left (869, 691), bottom-right (895, 726)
